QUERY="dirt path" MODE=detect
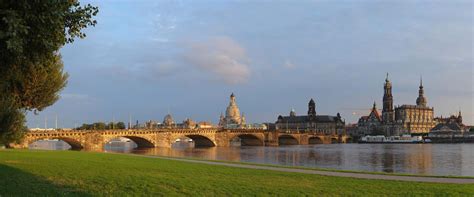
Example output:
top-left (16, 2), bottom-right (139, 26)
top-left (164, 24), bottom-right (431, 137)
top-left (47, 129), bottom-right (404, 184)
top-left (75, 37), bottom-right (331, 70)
top-left (125, 153), bottom-right (474, 184)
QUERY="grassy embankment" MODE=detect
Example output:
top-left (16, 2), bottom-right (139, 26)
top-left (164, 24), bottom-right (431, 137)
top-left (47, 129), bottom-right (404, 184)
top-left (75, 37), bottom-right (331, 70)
top-left (1, 149), bottom-right (473, 196)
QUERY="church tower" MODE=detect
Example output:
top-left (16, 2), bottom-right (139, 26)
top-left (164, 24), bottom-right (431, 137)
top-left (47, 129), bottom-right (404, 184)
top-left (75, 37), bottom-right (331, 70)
top-left (308, 98), bottom-right (316, 117)
top-left (416, 76), bottom-right (427, 107)
top-left (457, 110), bottom-right (463, 124)
top-left (382, 73), bottom-right (394, 123)
top-left (224, 93), bottom-right (242, 125)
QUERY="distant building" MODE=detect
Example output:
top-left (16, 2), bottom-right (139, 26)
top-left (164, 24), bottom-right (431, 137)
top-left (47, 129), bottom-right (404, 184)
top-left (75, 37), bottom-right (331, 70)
top-left (197, 121), bottom-right (214, 129)
top-left (145, 120), bottom-right (161, 129)
top-left (182, 118), bottom-right (197, 129)
top-left (356, 74), bottom-right (437, 136)
top-left (356, 102), bottom-right (383, 136)
top-left (434, 111), bottom-right (463, 125)
top-left (429, 111), bottom-right (468, 138)
top-left (162, 114), bottom-right (176, 128)
top-left (219, 93), bottom-right (247, 129)
top-left (275, 98), bottom-right (345, 135)
top-left (429, 122), bottom-right (467, 138)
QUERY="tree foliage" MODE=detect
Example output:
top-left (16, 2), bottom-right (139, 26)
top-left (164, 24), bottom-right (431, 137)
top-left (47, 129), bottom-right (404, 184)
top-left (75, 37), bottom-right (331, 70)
top-left (75, 122), bottom-right (126, 130)
top-left (0, 98), bottom-right (27, 145)
top-left (0, 1), bottom-right (98, 145)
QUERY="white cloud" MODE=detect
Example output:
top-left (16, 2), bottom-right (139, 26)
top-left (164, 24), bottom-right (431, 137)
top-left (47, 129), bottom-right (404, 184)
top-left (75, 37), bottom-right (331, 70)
top-left (183, 36), bottom-right (251, 84)
top-left (283, 59), bottom-right (296, 69)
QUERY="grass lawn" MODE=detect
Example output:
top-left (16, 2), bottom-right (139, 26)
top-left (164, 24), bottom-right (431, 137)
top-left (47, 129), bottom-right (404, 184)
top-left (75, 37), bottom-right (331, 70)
top-left (1, 149), bottom-right (473, 196)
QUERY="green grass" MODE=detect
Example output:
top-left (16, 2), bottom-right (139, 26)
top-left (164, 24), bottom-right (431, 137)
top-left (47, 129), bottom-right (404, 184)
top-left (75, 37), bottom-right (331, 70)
top-left (1, 150), bottom-right (473, 196)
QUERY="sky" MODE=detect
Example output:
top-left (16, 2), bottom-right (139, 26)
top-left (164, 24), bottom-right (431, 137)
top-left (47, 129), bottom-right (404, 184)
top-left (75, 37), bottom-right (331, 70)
top-left (26, 0), bottom-right (473, 128)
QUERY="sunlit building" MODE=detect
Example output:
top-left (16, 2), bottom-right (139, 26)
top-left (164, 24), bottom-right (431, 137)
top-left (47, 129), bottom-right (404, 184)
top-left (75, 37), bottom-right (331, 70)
top-left (275, 98), bottom-right (345, 134)
top-left (357, 74), bottom-right (437, 136)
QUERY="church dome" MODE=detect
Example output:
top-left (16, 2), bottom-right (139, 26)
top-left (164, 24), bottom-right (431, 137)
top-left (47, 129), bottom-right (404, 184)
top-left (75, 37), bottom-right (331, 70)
top-left (225, 93), bottom-right (242, 124)
top-left (163, 114), bottom-right (175, 126)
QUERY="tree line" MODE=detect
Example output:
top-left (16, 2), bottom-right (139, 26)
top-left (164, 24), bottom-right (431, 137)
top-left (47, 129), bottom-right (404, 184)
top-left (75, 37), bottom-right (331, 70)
top-left (75, 122), bottom-right (126, 130)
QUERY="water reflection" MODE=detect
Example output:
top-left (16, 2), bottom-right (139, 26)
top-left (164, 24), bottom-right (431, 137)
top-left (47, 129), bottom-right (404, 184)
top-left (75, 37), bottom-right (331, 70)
top-left (31, 139), bottom-right (474, 176)
top-left (125, 144), bottom-right (474, 176)
top-left (29, 140), bottom-right (71, 150)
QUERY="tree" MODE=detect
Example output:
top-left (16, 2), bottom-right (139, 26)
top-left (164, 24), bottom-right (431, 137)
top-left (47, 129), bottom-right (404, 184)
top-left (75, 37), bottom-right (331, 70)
top-left (0, 1), bottom-right (98, 145)
top-left (0, 99), bottom-right (26, 145)
top-left (107, 122), bottom-right (115, 130)
top-left (116, 122), bottom-right (126, 130)
top-left (93, 122), bottom-right (106, 130)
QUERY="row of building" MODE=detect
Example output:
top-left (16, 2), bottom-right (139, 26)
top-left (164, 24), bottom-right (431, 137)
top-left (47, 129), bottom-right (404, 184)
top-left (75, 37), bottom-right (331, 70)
top-left (131, 74), bottom-right (470, 139)
top-left (133, 92), bottom-right (344, 134)
top-left (350, 74), bottom-right (470, 139)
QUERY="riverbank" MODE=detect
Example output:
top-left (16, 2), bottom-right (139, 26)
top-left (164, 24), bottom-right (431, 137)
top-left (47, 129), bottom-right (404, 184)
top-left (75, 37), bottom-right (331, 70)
top-left (1, 150), bottom-right (473, 196)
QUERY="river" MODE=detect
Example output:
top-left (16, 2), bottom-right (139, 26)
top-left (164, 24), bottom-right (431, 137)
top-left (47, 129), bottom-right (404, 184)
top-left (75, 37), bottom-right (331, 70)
top-left (30, 140), bottom-right (474, 176)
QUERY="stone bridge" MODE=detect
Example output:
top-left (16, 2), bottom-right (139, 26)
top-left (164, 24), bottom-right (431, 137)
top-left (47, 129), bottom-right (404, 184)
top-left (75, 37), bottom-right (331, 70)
top-left (12, 129), bottom-right (350, 151)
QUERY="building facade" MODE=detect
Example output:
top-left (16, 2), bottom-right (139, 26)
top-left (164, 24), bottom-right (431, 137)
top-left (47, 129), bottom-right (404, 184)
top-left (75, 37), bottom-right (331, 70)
top-left (356, 102), bottom-right (383, 136)
top-left (357, 74), bottom-right (436, 136)
top-left (275, 99), bottom-right (345, 135)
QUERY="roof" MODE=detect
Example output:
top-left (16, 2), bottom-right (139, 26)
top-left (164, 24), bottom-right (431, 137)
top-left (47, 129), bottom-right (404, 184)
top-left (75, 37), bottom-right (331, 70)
top-left (369, 108), bottom-right (381, 121)
top-left (431, 122), bottom-right (462, 132)
top-left (276, 115), bottom-right (341, 123)
top-left (396, 104), bottom-right (433, 110)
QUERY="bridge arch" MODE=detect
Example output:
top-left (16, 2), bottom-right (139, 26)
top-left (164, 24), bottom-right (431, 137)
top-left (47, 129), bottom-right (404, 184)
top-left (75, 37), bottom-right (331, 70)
top-left (172, 135), bottom-right (216, 147)
top-left (230, 134), bottom-right (264, 146)
top-left (308, 136), bottom-right (324, 144)
top-left (29, 137), bottom-right (83, 150)
top-left (105, 136), bottom-right (155, 149)
top-left (278, 135), bottom-right (299, 145)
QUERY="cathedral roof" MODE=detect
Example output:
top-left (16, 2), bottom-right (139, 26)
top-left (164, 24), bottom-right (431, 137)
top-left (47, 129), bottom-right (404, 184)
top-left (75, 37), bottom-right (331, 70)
top-left (396, 104), bottom-right (433, 110)
top-left (277, 115), bottom-right (342, 123)
top-left (431, 122), bottom-right (463, 132)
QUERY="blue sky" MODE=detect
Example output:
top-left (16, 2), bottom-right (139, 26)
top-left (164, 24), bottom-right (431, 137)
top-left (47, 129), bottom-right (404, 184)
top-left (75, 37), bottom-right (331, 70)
top-left (27, 0), bottom-right (473, 128)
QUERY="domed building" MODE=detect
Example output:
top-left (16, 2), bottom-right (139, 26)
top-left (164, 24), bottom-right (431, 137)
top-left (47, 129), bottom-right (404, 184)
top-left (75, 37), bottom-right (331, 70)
top-left (219, 93), bottom-right (246, 128)
top-left (163, 114), bottom-right (175, 128)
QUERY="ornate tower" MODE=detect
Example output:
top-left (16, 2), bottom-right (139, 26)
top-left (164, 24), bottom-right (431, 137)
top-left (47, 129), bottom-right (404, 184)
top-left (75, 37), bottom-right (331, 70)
top-left (382, 73), bottom-right (394, 123)
top-left (225, 93), bottom-right (242, 124)
top-left (416, 76), bottom-right (427, 107)
top-left (218, 112), bottom-right (225, 127)
top-left (308, 98), bottom-right (316, 117)
top-left (457, 110), bottom-right (463, 124)
top-left (290, 108), bottom-right (296, 117)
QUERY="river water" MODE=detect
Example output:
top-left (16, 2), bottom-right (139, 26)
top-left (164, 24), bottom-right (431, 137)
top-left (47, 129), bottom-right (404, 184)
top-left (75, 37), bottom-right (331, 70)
top-left (107, 143), bottom-right (474, 176)
top-left (31, 140), bottom-right (474, 176)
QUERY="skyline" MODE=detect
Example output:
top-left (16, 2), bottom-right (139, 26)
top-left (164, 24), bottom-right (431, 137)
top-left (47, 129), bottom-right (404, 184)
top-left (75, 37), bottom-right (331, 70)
top-left (26, 0), bottom-right (473, 128)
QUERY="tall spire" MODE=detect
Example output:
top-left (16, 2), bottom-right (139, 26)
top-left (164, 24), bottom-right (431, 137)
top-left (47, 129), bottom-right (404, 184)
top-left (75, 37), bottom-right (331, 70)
top-left (457, 109), bottom-right (463, 124)
top-left (230, 92), bottom-right (236, 105)
top-left (419, 75), bottom-right (423, 88)
top-left (308, 98), bottom-right (316, 117)
top-left (416, 75), bottom-right (427, 106)
top-left (372, 101), bottom-right (377, 110)
top-left (382, 73), bottom-right (394, 123)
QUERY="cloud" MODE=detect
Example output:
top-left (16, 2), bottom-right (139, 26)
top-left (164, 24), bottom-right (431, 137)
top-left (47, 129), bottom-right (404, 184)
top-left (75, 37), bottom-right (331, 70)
top-left (183, 36), bottom-right (251, 84)
top-left (283, 60), bottom-right (296, 69)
